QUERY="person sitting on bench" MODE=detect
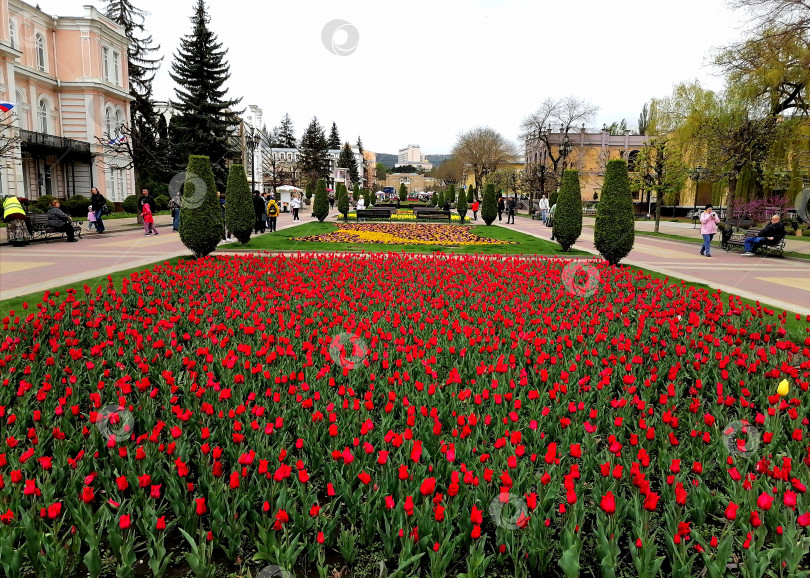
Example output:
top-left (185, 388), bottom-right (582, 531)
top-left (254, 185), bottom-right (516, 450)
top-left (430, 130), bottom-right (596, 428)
top-left (742, 214), bottom-right (785, 256)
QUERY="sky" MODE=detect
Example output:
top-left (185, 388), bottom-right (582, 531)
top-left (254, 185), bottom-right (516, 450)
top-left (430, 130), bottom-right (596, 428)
top-left (38, 0), bottom-right (751, 155)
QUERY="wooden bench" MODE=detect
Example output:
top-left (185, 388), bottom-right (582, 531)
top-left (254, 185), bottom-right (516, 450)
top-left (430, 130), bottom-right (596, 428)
top-left (415, 210), bottom-right (451, 224)
top-left (28, 213), bottom-right (83, 242)
top-left (356, 208), bottom-right (392, 221)
top-left (725, 227), bottom-right (786, 257)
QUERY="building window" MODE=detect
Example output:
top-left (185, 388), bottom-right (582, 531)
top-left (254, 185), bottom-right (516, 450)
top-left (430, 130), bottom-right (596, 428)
top-left (37, 99), bottom-right (48, 133)
top-left (113, 51), bottom-right (120, 84)
top-left (9, 20), bottom-right (16, 49)
top-left (35, 33), bottom-right (45, 71)
top-left (102, 47), bottom-right (109, 81)
top-left (15, 89), bottom-right (26, 130)
top-left (105, 107), bottom-right (114, 137)
top-left (115, 108), bottom-right (124, 132)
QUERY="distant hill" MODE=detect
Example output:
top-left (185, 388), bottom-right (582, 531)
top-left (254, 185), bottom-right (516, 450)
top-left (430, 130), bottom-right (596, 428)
top-left (375, 153), bottom-right (451, 169)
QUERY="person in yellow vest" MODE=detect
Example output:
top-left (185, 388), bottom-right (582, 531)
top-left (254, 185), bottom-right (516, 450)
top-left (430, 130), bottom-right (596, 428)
top-left (266, 195), bottom-right (280, 232)
top-left (2, 195), bottom-right (31, 247)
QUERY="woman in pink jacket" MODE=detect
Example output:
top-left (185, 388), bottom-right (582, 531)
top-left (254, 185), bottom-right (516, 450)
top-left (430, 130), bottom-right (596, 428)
top-left (699, 204), bottom-right (720, 257)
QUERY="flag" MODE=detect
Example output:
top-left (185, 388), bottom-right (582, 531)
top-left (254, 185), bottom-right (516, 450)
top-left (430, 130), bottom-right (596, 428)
top-left (108, 135), bottom-right (127, 146)
top-left (0, 102), bottom-right (16, 113)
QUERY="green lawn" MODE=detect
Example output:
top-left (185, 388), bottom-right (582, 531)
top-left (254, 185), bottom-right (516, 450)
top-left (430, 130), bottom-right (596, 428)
top-left (220, 222), bottom-right (587, 256)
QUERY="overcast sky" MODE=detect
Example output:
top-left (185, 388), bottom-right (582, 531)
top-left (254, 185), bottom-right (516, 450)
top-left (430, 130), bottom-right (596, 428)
top-left (39, 0), bottom-right (750, 155)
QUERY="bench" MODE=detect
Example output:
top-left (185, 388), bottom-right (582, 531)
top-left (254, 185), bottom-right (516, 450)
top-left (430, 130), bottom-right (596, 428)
top-left (725, 227), bottom-right (786, 257)
top-left (415, 210), bottom-right (451, 224)
top-left (28, 213), bottom-right (83, 242)
top-left (356, 208), bottom-right (392, 221)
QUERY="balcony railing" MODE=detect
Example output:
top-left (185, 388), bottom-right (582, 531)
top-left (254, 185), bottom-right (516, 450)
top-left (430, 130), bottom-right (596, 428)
top-left (20, 129), bottom-right (92, 155)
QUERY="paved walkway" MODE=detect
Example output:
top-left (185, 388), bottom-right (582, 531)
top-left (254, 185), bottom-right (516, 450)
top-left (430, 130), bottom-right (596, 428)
top-left (1, 210), bottom-right (808, 316)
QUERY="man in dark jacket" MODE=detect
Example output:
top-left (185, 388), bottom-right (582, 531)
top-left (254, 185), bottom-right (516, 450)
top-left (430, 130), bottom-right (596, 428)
top-left (47, 199), bottom-right (77, 242)
top-left (742, 214), bottom-right (786, 255)
top-left (90, 187), bottom-right (107, 233)
top-left (252, 191), bottom-right (266, 233)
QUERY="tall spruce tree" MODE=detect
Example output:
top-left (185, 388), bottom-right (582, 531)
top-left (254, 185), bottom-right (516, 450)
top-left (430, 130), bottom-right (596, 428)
top-left (104, 0), bottom-right (162, 186)
top-left (277, 114), bottom-right (296, 148)
top-left (169, 0), bottom-right (241, 191)
top-left (328, 122), bottom-right (341, 150)
top-left (338, 142), bottom-right (359, 186)
top-left (356, 136), bottom-right (366, 187)
top-left (299, 117), bottom-right (330, 185)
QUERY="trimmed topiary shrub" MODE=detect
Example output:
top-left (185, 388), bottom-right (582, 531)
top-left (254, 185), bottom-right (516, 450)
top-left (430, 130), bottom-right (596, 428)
top-left (179, 155), bottom-right (221, 259)
top-left (447, 185), bottom-right (456, 204)
top-left (224, 164), bottom-right (254, 245)
top-left (352, 183), bottom-right (360, 202)
top-left (431, 192), bottom-right (438, 207)
top-left (313, 178), bottom-right (329, 222)
top-left (363, 189), bottom-right (371, 207)
top-left (549, 190), bottom-right (558, 207)
top-left (481, 184), bottom-right (497, 225)
top-left (594, 159), bottom-right (635, 265)
top-left (338, 183), bottom-right (349, 220)
top-left (398, 183), bottom-right (407, 201)
top-left (306, 181), bottom-right (314, 201)
top-left (105, 200), bottom-right (116, 214)
top-left (456, 185), bottom-right (467, 223)
top-left (35, 195), bottom-right (56, 213)
top-left (467, 186), bottom-right (474, 203)
top-left (153, 195), bottom-right (170, 211)
top-left (122, 194), bottom-right (138, 214)
top-left (63, 195), bottom-right (91, 217)
top-left (553, 170), bottom-right (583, 252)
top-left (437, 190), bottom-right (445, 209)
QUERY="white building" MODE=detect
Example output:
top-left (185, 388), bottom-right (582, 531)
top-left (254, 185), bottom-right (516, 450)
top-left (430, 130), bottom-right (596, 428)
top-left (396, 144), bottom-right (432, 170)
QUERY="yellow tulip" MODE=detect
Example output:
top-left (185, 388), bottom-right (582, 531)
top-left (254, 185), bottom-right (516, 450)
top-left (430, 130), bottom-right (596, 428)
top-left (777, 379), bottom-right (789, 397)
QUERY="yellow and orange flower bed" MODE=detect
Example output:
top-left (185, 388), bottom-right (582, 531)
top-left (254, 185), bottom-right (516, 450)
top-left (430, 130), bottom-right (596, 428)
top-left (292, 223), bottom-right (514, 245)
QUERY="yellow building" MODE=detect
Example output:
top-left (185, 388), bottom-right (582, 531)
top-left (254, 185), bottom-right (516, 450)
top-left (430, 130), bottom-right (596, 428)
top-left (381, 172), bottom-right (440, 193)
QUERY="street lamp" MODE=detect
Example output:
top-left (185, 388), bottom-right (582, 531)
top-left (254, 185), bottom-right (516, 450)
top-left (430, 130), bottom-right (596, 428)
top-left (245, 128), bottom-right (260, 191)
top-left (559, 133), bottom-right (573, 171)
top-left (691, 166), bottom-right (705, 228)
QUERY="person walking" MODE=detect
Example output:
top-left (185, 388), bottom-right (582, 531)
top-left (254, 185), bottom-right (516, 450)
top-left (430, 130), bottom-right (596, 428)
top-left (497, 196), bottom-right (505, 222)
top-left (506, 196), bottom-right (517, 224)
top-left (253, 191), bottom-right (266, 234)
top-left (47, 199), bottom-right (77, 242)
top-left (90, 187), bottom-right (107, 233)
top-left (291, 195), bottom-right (301, 221)
top-left (548, 203), bottom-right (557, 239)
top-left (137, 189), bottom-right (155, 226)
top-left (168, 195), bottom-right (181, 231)
top-left (699, 203), bottom-right (720, 257)
top-left (471, 199), bottom-right (480, 221)
top-left (2, 195), bottom-right (31, 246)
top-left (266, 195), bottom-right (280, 232)
top-left (329, 192), bottom-right (335, 210)
top-left (86, 206), bottom-right (97, 231)
top-left (538, 194), bottom-right (549, 224)
top-left (142, 201), bottom-right (159, 236)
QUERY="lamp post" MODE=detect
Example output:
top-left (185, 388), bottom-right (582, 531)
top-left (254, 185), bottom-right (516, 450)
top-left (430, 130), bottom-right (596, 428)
top-left (245, 128), bottom-right (260, 192)
top-left (691, 166), bottom-right (704, 228)
top-left (559, 133), bottom-right (573, 172)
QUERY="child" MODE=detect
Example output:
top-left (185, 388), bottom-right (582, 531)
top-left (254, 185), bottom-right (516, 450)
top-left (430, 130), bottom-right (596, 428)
top-left (142, 202), bottom-right (159, 236)
top-left (87, 207), bottom-right (97, 231)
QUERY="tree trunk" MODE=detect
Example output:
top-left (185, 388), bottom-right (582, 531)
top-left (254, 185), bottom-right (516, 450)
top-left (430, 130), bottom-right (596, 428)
top-left (654, 189), bottom-right (662, 233)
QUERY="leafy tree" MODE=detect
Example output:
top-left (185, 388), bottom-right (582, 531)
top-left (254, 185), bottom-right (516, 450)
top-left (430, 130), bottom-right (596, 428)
top-left (224, 164), bottom-right (253, 245)
top-left (452, 127), bottom-right (517, 192)
top-left (553, 170), bottom-right (583, 251)
top-left (394, 165), bottom-right (419, 173)
top-left (352, 183), bottom-right (361, 202)
top-left (637, 103), bottom-right (650, 136)
top-left (431, 192), bottom-right (438, 206)
top-left (606, 119), bottom-right (629, 135)
top-left (437, 190), bottom-right (445, 208)
top-left (299, 117), bottom-right (330, 184)
top-left (104, 0), bottom-right (162, 188)
top-left (481, 183), bottom-right (497, 225)
top-left (276, 114), bottom-right (296, 148)
top-left (398, 183), bottom-right (407, 201)
top-left (362, 188), bottom-right (371, 207)
top-left (431, 156), bottom-right (465, 185)
top-left (339, 143), bottom-right (360, 186)
top-left (467, 186), bottom-right (474, 203)
top-left (631, 132), bottom-right (689, 232)
top-left (376, 162), bottom-right (389, 180)
top-left (312, 178), bottom-right (329, 222)
top-left (337, 183), bottom-right (349, 220)
top-left (456, 185), bottom-right (467, 222)
top-left (179, 155), bottom-right (221, 258)
top-left (327, 122), bottom-right (341, 150)
top-left (169, 0), bottom-right (241, 191)
top-left (594, 160), bottom-right (635, 265)
top-left (447, 184), bottom-right (456, 204)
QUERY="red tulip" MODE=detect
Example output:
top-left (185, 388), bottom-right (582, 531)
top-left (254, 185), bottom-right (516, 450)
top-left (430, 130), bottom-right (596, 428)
top-left (643, 493), bottom-right (659, 512)
top-left (156, 516), bottom-right (166, 530)
top-left (119, 514), bottom-right (131, 530)
top-left (195, 498), bottom-right (206, 516)
top-left (471, 505), bottom-right (483, 524)
top-left (725, 503), bottom-right (738, 520)
top-left (757, 492), bottom-right (773, 511)
top-left (600, 491), bottom-right (616, 515)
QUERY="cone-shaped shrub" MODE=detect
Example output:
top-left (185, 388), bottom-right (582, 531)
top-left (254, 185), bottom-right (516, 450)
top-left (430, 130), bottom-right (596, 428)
top-left (594, 159), bottom-right (635, 265)
top-left (224, 164), bottom-right (253, 245)
top-left (467, 186), bottom-right (474, 203)
top-left (398, 183), bottom-right (407, 201)
top-left (456, 186), bottom-right (467, 222)
top-left (549, 189), bottom-right (558, 207)
top-left (313, 178), bottom-right (329, 222)
top-left (447, 185), bottom-right (456, 204)
top-left (337, 183), bottom-right (349, 220)
top-left (437, 190), bottom-right (445, 208)
top-left (431, 192), bottom-right (438, 207)
top-left (363, 188), bottom-right (371, 207)
top-left (553, 170), bottom-right (583, 252)
top-left (179, 155), bottom-right (221, 258)
top-left (306, 180), bottom-right (314, 200)
top-left (352, 183), bottom-right (360, 202)
top-left (482, 183), bottom-right (497, 225)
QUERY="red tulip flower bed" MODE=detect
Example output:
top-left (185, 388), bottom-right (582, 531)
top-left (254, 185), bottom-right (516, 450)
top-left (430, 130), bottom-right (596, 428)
top-left (1, 253), bottom-right (809, 578)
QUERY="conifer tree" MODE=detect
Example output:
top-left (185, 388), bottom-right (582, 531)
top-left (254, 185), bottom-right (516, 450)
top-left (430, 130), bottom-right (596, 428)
top-left (447, 184), bottom-right (456, 204)
top-left (179, 155), bottom-right (221, 258)
top-left (169, 0), bottom-right (241, 191)
top-left (338, 143), bottom-right (360, 186)
top-left (467, 186), bottom-right (474, 203)
top-left (456, 186), bottom-right (467, 222)
top-left (553, 170), bottom-right (583, 252)
top-left (299, 117), bottom-right (330, 185)
top-left (328, 122), bottom-right (341, 150)
top-left (224, 165), bottom-right (253, 245)
top-left (313, 178), bottom-right (329, 222)
top-left (594, 159), bottom-right (635, 265)
top-left (277, 114), bottom-right (296, 148)
top-left (482, 184), bottom-right (497, 225)
top-left (104, 0), bottom-right (162, 186)
top-left (398, 183), bottom-right (408, 201)
top-left (337, 183), bottom-right (349, 220)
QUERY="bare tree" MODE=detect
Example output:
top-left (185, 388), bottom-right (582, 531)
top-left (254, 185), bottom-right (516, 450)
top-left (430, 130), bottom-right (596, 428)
top-left (431, 156), bottom-right (466, 185)
top-left (0, 112), bottom-right (21, 160)
top-left (94, 123), bottom-right (172, 176)
top-left (728, 0), bottom-right (810, 42)
top-left (451, 127), bottom-right (517, 192)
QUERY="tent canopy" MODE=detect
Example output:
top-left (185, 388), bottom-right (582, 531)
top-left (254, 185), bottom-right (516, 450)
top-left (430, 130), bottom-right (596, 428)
top-left (276, 185), bottom-right (303, 192)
